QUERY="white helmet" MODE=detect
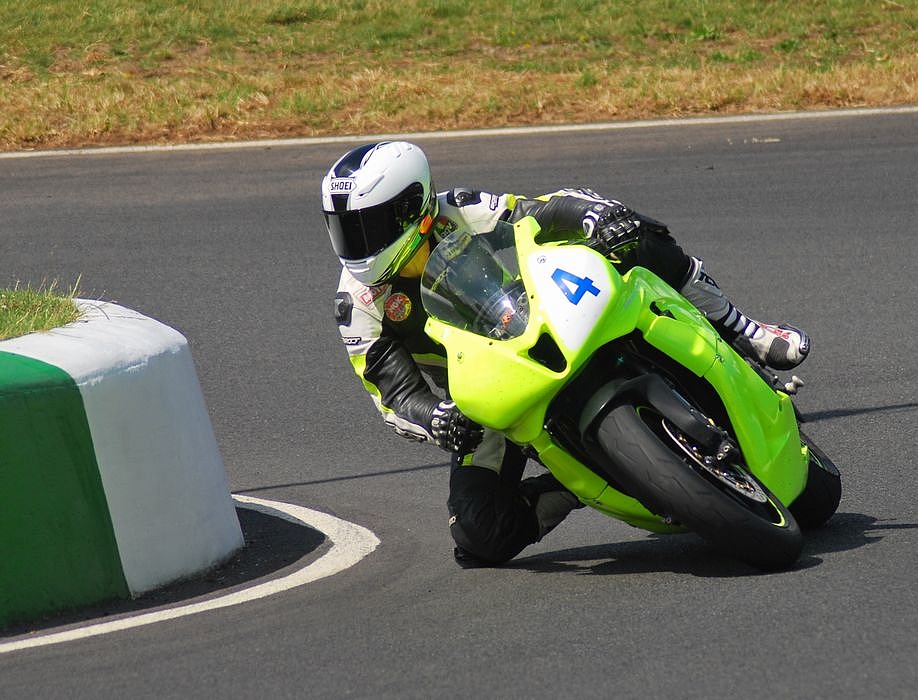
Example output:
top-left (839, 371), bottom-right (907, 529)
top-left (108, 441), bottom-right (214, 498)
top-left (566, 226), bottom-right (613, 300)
top-left (322, 141), bottom-right (437, 286)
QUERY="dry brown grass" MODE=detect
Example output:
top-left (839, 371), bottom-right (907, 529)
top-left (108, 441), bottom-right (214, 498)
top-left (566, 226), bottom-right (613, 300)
top-left (2, 0), bottom-right (915, 150)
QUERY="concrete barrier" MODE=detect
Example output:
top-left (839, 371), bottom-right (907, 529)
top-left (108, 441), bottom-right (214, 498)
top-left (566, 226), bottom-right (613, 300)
top-left (0, 300), bottom-right (243, 628)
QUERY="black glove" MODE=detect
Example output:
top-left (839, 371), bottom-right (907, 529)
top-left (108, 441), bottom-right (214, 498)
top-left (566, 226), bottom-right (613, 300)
top-left (430, 400), bottom-right (484, 454)
top-left (582, 203), bottom-right (641, 254)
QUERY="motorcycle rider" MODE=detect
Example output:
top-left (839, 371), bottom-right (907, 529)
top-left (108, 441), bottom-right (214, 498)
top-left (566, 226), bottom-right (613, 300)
top-left (322, 141), bottom-right (810, 568)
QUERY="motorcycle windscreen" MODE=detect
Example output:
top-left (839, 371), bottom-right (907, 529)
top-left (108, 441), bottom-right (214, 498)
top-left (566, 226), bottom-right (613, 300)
top-left (421, 222), bottom-right (529, 340)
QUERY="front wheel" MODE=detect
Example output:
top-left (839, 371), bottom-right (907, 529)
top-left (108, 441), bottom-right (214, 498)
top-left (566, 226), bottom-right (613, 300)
top-left (596, 403), bottom-right (803, 571)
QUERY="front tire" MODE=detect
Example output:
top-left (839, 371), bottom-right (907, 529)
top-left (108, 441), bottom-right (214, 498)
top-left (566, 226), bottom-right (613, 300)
top-left (596, 402), bottom-right (803, 571)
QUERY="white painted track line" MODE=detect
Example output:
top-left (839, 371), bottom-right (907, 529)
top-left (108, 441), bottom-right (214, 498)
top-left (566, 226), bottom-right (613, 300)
top-left (0, 496), bottom-right (380, 654)
top-left (1, 106), bottom-right (916, 160)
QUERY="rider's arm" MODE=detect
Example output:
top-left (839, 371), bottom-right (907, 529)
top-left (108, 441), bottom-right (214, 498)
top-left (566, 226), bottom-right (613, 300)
top-left (362, 333), bottom-right (442, 442)
top-left (509, 188), bottom-right (669, 254)
top-left (334, 271), bottom-right (480, 453)
top-left (335, 275), bottom-right (440, 443)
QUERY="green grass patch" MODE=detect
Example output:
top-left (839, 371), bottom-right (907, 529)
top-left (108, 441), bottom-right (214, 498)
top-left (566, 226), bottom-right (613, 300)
top-left (0, 0), bottom-right (915, 149)
top-left (0, 282), bottom-right (83, 341)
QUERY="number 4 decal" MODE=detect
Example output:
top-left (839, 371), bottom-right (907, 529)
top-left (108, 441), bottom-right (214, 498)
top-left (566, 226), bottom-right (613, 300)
top-left (551, 268), bottom-right (601, 304)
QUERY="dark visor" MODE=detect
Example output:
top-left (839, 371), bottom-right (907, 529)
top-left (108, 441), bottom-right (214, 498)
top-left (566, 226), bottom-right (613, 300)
top-left (325, 182), bottom-right (426, 261)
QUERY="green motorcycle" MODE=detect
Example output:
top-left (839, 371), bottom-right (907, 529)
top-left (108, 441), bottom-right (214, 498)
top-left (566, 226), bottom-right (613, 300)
top-left (421, 216), bottom-right (841, 571)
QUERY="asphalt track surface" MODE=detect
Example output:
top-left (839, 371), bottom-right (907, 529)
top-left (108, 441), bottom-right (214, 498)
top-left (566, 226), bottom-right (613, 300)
top-left (1, 109), bottom-right (917, 698)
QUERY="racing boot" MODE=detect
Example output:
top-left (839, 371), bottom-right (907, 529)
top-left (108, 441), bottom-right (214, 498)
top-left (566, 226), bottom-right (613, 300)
top-left (520, 472), bottom-right (584, 540)
top-left (679, 257), bottom-right (810, 371)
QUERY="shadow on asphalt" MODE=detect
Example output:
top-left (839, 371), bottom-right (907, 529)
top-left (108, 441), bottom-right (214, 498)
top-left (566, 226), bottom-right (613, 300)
top-left (1, 507), bottom-right (326, 638)
top-left (505, 512), bottom-right (905, 577)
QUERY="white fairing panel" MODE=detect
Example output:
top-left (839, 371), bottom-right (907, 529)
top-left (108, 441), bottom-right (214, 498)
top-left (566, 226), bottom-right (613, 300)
top-left (526, 246), bottom-right (614, 351)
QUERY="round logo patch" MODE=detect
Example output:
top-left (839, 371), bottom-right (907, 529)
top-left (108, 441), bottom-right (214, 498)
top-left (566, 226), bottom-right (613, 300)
top-left (384, 293), bottom-right (412, 322)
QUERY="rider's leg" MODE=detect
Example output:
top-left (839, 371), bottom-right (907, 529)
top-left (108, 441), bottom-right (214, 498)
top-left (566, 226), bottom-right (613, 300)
top-left (630, 230), bottom-right (810, 371)
top-left (448, 429), bottom-right (581, 568)
top-left (679, 256), bottom-right (810, 370)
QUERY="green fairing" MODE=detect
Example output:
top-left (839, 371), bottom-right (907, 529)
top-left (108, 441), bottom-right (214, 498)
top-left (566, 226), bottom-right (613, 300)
top-left (424, 217), bottom-right (809, 534)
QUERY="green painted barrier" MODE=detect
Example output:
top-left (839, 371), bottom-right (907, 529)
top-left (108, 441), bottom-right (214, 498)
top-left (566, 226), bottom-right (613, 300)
top-left (0, 301), bottom-right (242, 632)
top-left (0, 351), bottom-right (130, 628)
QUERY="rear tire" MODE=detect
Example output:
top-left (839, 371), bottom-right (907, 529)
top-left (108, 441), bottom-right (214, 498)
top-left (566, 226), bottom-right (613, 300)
top-left (789, 431), bottom-right (841, 529)
top-left (596, 402), bottom-right (803, 571)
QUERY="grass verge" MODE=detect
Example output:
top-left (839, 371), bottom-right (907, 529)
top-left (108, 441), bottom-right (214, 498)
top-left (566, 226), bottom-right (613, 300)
top-left (0, 282), bottom-right (82, 341)
top-left (1, 0), bottom-right (915, 150)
